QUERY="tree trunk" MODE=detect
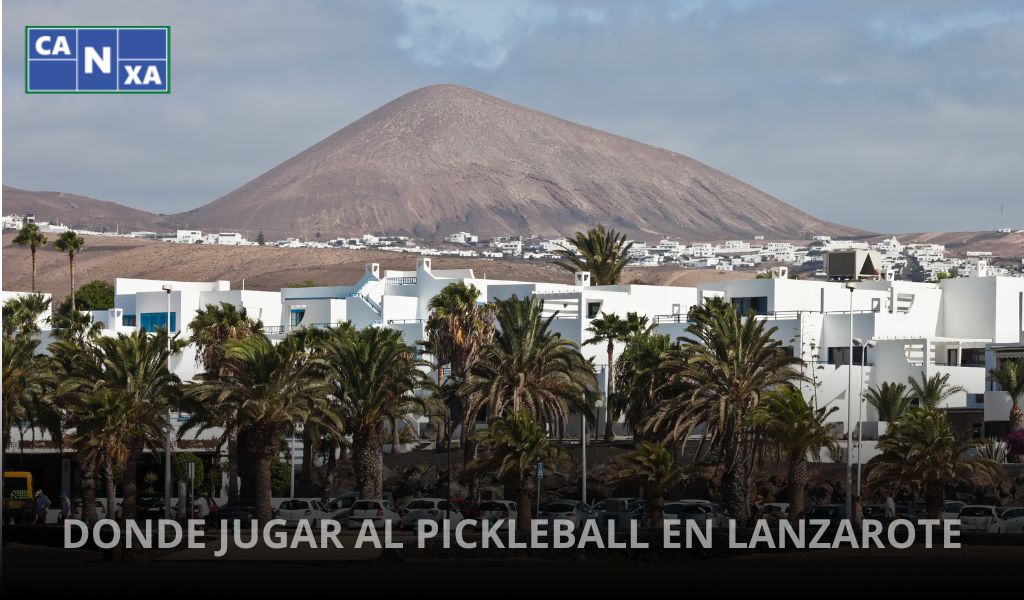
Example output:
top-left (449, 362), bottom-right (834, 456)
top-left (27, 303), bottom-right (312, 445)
top-left (122, 444), bottom-right (141, 519)
top-left (81, 456), bottom-right (98, 522)
top-left (1010, 399), bottom-right (1024, 434)
top-left (226, 426), bottom-right (240, 501)
top-left (246, 428), bottom-right (279, 522)
top-left (604, 341), bottom-right (615, 441)
top-left (391, 418), bottom-right (403, 454)
top-left (353, 424), bottom-right (383, 499)
top-left (30, 246), bottom-right (37, 292)
top-left (238, 429), bottom-right (257, 499)
top-left (69, 253), bottom-right (76, 311)
top-left (648, 495), bottom-right (665, 529)
top-left (517, 475), bottom-right (534, 533)
top-left (301, 429), bottom-right (314, 486)
top-left (104, 459), bottom-right (117, 521)
top-left (787, 453), bottom-right (807, 518)
top-left (924, 483), bottom-right (944, 519)
top-left (721, 420), bottom-right (751, 523)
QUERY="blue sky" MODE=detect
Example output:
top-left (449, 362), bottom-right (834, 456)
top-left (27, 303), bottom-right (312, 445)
top-left (3, 0), bottom-right (1022, 233)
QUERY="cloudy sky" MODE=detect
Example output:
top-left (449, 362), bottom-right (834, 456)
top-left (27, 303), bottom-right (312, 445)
top-left (3, 0), bottom-right (1022, 233)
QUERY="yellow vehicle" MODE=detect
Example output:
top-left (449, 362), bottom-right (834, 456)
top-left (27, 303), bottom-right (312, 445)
top-left (3, 471), bottom-right (34, 523)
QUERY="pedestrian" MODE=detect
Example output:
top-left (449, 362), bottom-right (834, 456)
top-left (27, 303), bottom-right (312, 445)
top-left (34, 489), bottom-right (51, 525)
top-left (59, 493), bottom-right (71, 524)
top-left (883, 491), bottom-right (896, 524)
top-left (852, 495), bottom-right (864, 530)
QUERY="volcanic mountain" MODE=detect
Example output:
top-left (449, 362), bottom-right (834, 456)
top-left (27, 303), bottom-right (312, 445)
top-left (175, 85), bottom-right (861, 240)
top-left (2, 185), bottom-right (168, 232)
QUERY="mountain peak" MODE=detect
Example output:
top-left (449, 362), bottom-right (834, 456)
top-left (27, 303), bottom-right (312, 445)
top-left (176, 86), bottom-right (861, 240)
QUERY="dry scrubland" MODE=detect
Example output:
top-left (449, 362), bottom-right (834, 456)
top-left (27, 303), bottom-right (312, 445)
top-left (1, 232), bottom-right (751, 299)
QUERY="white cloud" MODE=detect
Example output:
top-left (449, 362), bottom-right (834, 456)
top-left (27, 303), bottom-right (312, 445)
top-left (868, 9), bottom-right (1024, 45)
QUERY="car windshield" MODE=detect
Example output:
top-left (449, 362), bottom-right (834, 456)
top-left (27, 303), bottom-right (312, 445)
top-left (960, 507), bottom-right (993, 517)
top-left (664, 504), bottom-right (704, 515)
top-left (407, 500), bottom-right (435, 509)
top-left (944, 502), bottom-right (963, 511)
top-left (807, 506), bottom-right (838, 517)
top-left (543, 503), bottom-right (574, 512)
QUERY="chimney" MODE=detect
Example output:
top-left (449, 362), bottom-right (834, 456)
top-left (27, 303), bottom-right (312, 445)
top-left (771, 266), bottom-right (788, 279)
top-left (418, 257), bottom-right (432, 273)
top-left (575, 271), bottom-right (591, 287)
top-left (365, 263), bottom-right (380, 279)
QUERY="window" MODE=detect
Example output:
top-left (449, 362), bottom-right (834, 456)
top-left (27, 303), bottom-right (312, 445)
top-left (731, 296), bottom-right (769, 316)
top-left (586, 301), bottom-right (602, 319)
top-left (289, 308), bottom-right (306, 327)
top-left (123, 314), bottom-right (136, 327)
top-left (961, 348), bottom-right (985, 367)
top-left (828, 346), bottom-right (868, 365)
top-left (140, 312), bottom-right (176, 332)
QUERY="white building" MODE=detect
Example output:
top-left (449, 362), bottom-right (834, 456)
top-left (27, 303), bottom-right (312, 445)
top-left (444, 231), bottom-right (478, 245)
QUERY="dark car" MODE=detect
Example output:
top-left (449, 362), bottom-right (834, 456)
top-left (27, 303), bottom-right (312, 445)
top-left (805, 504), bottom-right (845, 523)
top-left (135, 495), bottom-right (167, 520)
top-left (862, 504), bottom-right (914, 521)
top-left (207, 500), bottom-right (258, 528)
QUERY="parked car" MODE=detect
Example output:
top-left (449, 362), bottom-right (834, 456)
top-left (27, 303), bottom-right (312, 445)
top-left (538, 500), bottom-right (593, 528)
top-left (477, 500), bottom-right (517, 524)
top-left (400, 498), bottom-right (463, 529)
top-left (447, 498), bottom-right (476, 519)
top-left (662, 502), bottom-right (715, 526)
top-left (325, 492), bottom-right (359, 520)
top-left (805, 504), bottom-right (845, 524)
top-left (135, 495), bottom-right (167, 520)
top-left (347, 499), bottom-right (401, 529)
top-left (207, 500), bottom-right (258, 528)
top-left (591, 498), bottom-right (645, 528)
top-left (861, 504), bottom-right (914, 521)
top-left (762, 502), bottom-right (789, 518)
top-left (669, 500), bottom-right (728, 527)
top-left (942, 500), bottom-right (965, 521)
top-left (276, 499), bottom-right (331, 526)
top-left (997, 507), bottom-right (1024, 534)
top-left (957, 505), bottom-right (1002, 532)
top-left (69, 499), bottom-right (106, 521)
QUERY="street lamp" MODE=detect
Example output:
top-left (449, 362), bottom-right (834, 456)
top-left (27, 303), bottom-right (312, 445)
top-left (844, 283), bottom-right (855, 519)
top-left (852, 337), bottom-right (875, 496)
top-left (161, 285), bottom-right (173, 519)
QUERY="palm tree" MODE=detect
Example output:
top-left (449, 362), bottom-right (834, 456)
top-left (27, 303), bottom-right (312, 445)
top-left (551, 224), bottom-right (633, 285)
top-left (3, 294), bottom-right (51, 337)
top-left (906, 372), bottom-right (965, 409)
top-left (611, 332), bottom-right (673, 442)
top-left (187, 302), bottom-right (264, 500)
top-left (318, 326), bottom-right (431, 499)
top-left (13, 223), bottom-right (48, 292)
top-left (868, 407), bottom-right (998, 518)
top-left (72, 330), bottom-right (182, 519)
top-left (989, 358), bottom-right (1024, 434)
top-left (606, 441), bottom-right (685, 528)
top-left (585, 311), bottom-right (652, 441)
top-left (52, 231), bottom-right (86, 311)
top-left (751, 385), bottom-right (838, 517)
top-left (463, 295), bottom-right (597, 427)
top-left (2, 335), bottom-right (49, 451)
top-left (186, 333), bottom-right (333, 520)
top-left (652, 303), bottom-right (804, 521)
top-left (424, 282), bottom-right (495, 449)
top-left (864, 381), bottom-right (913, 422)
top-left (471, 409), bottom-right (564, 531)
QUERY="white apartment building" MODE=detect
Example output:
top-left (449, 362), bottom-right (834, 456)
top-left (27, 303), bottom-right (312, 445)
top-left (174, 229), bottom-right (203, 243)
top-left (6, 263), bottom-right (1024, 472)
top-left (444, 231), bottom-right (478, 245)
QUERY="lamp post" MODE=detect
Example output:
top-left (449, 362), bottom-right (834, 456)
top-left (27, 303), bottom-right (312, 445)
top-left (844, 283), bottom-right (855, 519)
top-left (852, 337), bottom-right (875, 496)
top-left (161, 284), bottom-right (173, 519)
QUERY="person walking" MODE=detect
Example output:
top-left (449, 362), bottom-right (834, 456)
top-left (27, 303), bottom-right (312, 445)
top-left (34, 489), bottom-right (51, 525)
top-left (59, 493), bottom-right (71, 524)
top-left (852, 496), bottom-right (864, 530)
top-left (883, 492), bottom-right (896, 524)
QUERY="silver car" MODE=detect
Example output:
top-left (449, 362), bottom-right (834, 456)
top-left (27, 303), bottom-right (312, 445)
top-left (538, 500), bottom-right (593, 528)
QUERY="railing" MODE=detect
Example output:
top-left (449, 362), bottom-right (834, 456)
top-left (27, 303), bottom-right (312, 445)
top-left (653, 314), bottom-right (689, 324)
top-left (384, 276), bottom-right (417, 286)
top-left (263, 325), bottom-right (285, 334)
top-left (349, 292), bottom-right (382, 314)
top-left (387, 319), bottom-right (424, 325)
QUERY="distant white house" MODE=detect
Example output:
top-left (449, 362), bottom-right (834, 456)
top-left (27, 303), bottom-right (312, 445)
top-left (444, 231), bottom-right (478, 245)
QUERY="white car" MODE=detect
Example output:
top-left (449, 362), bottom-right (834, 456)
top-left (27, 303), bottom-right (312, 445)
top-left (957, 505), bottom-right (1002, 532)
top-left (275, 499), bottom-right (331, 526)
top-left (671, 500), bottom-right (728, 527)
top-left (997, 507), bottom-right (1024, 534)
top-left (538, 500), bottom-right (593, 528)
top-left (942, 500), bottom-right (965, 522)
top-left (662, 502), bottom-right (715, 525)
top-left (347, 499), bottom-right (401, 529)
top-left (478, 500), bottom-right (518, 524)
top-left (324, 492), bottom-right (359, 521)
top-left (400, 498), bottom-right (463, 529)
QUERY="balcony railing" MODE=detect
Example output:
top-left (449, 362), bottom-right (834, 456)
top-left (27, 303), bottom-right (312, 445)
top-left (263, 325), bottom-right (285, 334)
top-left (387, 319), bottom-right (424, 325)
top-left (653, 314), bottom-right (689, 324)
top-left (384, 276), bottom-right (417, 286)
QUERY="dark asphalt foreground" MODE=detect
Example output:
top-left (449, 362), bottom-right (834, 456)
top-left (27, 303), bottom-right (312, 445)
top-left (4, 542), bottom-right (1023, 596)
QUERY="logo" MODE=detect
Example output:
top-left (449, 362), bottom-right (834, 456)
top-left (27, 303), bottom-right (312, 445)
top-left (26, 26), bottom-right (170, 93)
